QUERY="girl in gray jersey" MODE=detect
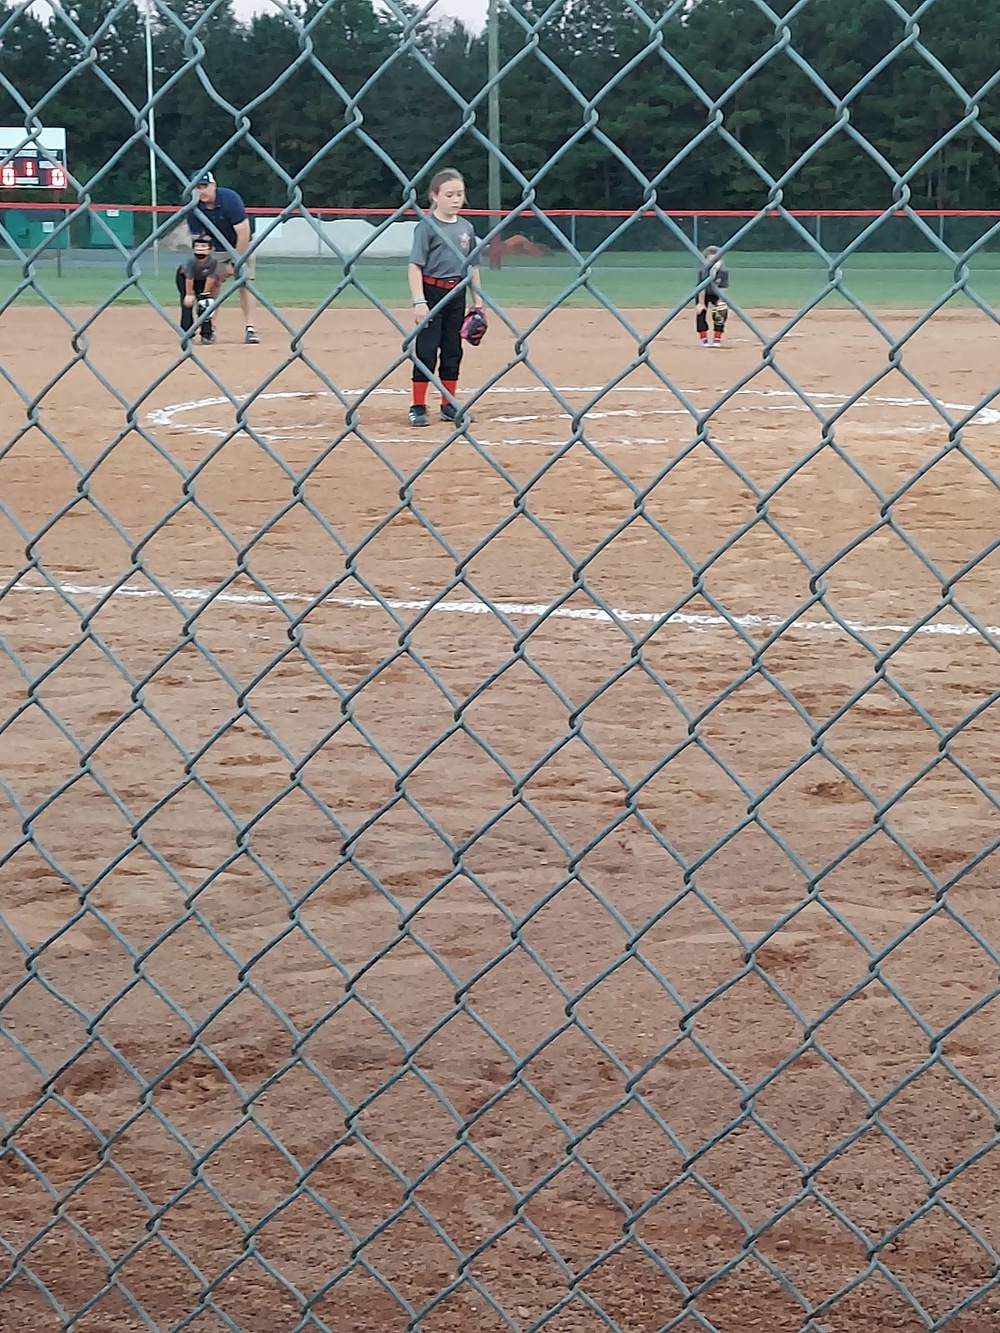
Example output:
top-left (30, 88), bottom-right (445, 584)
top-left (696, 245), bottom-right (729, 347)
top-left (407, 169), bottom-right (480, 426)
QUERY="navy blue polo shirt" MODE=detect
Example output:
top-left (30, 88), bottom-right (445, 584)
top-left (187, 186), bottom-right (248, 248)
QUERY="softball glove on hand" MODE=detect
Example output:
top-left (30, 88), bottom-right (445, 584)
top-left (461, 306), bottom-right (488, 346)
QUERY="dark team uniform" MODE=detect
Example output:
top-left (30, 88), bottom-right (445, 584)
top-left (697, 258), bottom-right (729, 344)
top-left (174, 251), bottom-right (220, 339)
top-left (410, 215), bottom-right (476, 392)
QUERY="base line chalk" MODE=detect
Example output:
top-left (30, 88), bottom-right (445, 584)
top-left (7, 579), bottom-right (999, 643)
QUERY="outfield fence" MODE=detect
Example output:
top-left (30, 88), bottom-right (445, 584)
top-left (2, 1), bottom-right (1000, 1331)
top-left (6, 203), bottom-right (1000, 262)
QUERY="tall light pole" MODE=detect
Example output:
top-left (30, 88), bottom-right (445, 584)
top-left (144, 0), bottom-right (159, 275)
top-left (487, 0), bottom-right (502, 270)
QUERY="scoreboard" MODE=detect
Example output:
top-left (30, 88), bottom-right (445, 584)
top-left (0, 128), bottom-right (68, 190)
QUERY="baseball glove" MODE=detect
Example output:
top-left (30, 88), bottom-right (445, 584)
top-left (461, 305), bottom-right (488, 346)
top-left (711, 302), bottom-right (728, 332)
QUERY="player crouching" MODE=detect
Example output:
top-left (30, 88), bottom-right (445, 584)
top-left (175, 235), bottom-right (221, 345)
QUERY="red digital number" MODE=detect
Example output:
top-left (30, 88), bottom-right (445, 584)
top-left (23, 158), bottom-right (35, 177)
top-left (50, 167), bottom-right (66, 189)
top-left (1, 165), bottom-right (14, 186)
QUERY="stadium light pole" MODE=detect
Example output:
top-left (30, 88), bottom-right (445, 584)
top-left (144, 0), bottom-right (160, 275)
top-left (487, 0), bottom-right (502, 270)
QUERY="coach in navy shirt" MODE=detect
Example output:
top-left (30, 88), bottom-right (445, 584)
top-left (187, 171), bottom-right (259, 344)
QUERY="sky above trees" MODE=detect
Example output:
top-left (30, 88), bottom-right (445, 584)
top-left (233, 0), bottom-right (489, 32)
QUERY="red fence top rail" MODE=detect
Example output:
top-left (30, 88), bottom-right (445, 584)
top-left (2, 202), bottom-right (1000, 217)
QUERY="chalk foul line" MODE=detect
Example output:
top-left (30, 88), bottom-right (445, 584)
top-left (7, 579), bottom-right (999, 643)
top-left (145, 386), bottom-right (1000, 433)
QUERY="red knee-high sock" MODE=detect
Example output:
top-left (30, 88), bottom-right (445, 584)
top-left (412, 381), bottom-right (428, 407)
top-left (442, 379), bottom-right (458, 403)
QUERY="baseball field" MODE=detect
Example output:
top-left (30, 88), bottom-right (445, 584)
top-left (1, 277), bottom-right (999, 1330)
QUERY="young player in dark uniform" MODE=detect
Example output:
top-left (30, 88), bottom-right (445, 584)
top-left (696, 245), bottom-right (729, 347)
top-left (407, 169), bottom-right (480, 426)
top-left (187, 171), bottom-right (259, 344)
top-left (174, 234), bottom-right (221, 344)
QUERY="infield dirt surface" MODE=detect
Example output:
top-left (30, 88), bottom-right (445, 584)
top-left (1, 302), bottom-right (999, 1331)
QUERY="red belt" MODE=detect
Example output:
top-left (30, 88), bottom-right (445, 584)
top-left (423, 276), bottom-right (461, 290)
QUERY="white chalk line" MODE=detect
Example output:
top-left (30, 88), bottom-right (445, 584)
top-left (371, 436), bottom-right (684, 447)
top-left (9, 579), bottom-right (999, 643)
top-left (146, 386), bottom-right (999, 446)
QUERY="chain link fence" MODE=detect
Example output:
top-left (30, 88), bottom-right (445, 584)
top-left (2, 0), bottom-right (1000, 1330)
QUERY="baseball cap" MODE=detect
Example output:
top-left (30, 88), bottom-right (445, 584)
top-left (194, 171), bottom-right (215, 186)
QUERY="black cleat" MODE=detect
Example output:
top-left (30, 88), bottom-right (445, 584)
top-left (440, 402), bottom-right (472, 425)
top-left (408, 405), bottom-right (430, 427)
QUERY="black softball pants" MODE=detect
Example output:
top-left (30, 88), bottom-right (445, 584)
top-left (696, 292), bottom-right (720, 336)
top-left (412, 279), bottom-right (466, 384)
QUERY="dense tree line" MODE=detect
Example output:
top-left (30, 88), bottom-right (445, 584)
top-left (1, 0), bottom-right (997, 215)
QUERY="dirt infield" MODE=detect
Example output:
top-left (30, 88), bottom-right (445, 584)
top-left (1, 302), bottom-right (999, 1331)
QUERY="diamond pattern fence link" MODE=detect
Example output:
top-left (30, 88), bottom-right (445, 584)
top-left (2, 0), bottom-right (1000, 1329)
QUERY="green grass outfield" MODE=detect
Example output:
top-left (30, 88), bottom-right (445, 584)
top-left (4, 248), bottom-right (1000, 314)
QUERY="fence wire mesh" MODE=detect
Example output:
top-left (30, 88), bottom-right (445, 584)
top-left (2, 0), bottom-right (1000, 1330)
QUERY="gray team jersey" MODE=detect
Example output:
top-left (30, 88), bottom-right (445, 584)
top-left (410, 215), bottom-right (477, 279)
top-left (183, 253), bottom-right (219, 284)
top-left (698, 261), bottom-right (729, 295)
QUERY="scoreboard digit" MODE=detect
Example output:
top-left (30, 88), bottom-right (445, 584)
top-left (0, 128), bottom-right (68, 190)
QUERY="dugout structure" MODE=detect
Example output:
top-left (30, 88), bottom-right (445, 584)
top-left (1, 4), bottom-right (1000, 1333)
